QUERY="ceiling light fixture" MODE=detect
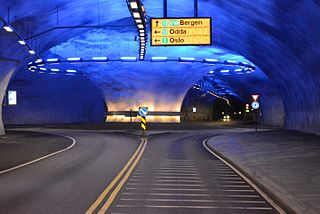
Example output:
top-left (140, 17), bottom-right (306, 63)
top-left (3, 26), bottom-right (13, 32)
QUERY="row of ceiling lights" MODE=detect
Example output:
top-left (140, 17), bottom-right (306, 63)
top-left (1, 18), bottom-right (39, 57)
top-left (27, 57), bottom-right (256, 73)
top-left (28, 57), bottom-right (256, 66)
top-left (127, 0), bottom-right (147, 60)
top-left (193, 84), bottom-right (231, 105)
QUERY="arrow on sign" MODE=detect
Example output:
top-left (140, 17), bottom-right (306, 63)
top-left (155, 39), bottom-right (160, 42)
top-left (154, 30), bottom-right (160, 34)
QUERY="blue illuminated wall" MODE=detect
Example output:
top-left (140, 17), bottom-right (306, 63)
top-left (3, 72), bottom-right (105, 125)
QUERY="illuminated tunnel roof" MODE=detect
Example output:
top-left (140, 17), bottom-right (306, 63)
top-left (0, 0), bottom-right (319, 132)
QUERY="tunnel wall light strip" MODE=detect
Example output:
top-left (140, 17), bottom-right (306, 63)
top-left (27, 56), bottom-right (256, 76)
top-left (121, 56), bottom-right (137, 62)
top-left (179, 57), bottom-right (196, 62)
top-left (92, 57), bottom-right (108, 62)
top-left (66, 69), bottom-right (77, 73)
top-left (0, 17), bottom-right (41, 58)
top-left (151, 57), bottom-right (168, 62)
top-left (47, 58), bottom-right (59, 63)
top-left (204, 58), bottom-right (219, 63)
top-left (67, 57), bottom-right (82, 62)
top-left (126, 0), bottom-right (148, 60)
top-left (220, 69), bottom-right (230, 73)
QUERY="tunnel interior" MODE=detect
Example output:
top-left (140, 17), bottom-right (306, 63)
top-left (0, 0), bottom-right (319, 134)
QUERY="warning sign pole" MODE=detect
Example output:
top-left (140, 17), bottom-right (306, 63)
top-left (141, 116), bottom-right (147, 135)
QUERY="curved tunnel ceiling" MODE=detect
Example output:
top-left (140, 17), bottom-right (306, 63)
top-left (0, 0), bottom-right (319, 133)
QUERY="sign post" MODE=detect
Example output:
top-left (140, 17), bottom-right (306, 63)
top-left (251, 94), bottom-right (260, 132)
top-left (151, 18), bottom-right (212, 46)
top-left (139, 107), bottom-right (148, 135)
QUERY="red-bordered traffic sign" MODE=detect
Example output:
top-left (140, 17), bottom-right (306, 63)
top-left (251, 94), bottom-right (259, 101)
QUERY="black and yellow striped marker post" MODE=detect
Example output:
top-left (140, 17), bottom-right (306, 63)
top-left (138, 107), bottom-right (148, 136)
top-left (141, 116), bottom-right (147, 135)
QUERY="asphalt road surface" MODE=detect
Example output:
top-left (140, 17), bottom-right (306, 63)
top-left (0, 129), bottom-right (282, 214)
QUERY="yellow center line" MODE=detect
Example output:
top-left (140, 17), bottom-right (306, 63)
top-left (85, 139), bottom-right (145, 214)
top-left (98, 139), bottom-right (148, 213)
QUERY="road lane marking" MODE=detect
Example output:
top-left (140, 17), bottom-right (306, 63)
top-left (125, 187), bottom-right (209, 191)
top-left (154, 176), bottom-right (202, 179)
top-left (120, 198), bottom-right (267, 204)
top-left (126, 183), bottom-right (206, 187)
top-left (203, 139), bottom-right (286, 214)
top-left (158, 167), bottom-right (197, 169)
top-left (153, 179), bottom-right (205, 183)
top-left (221, 185), bottom-right (251, 188)
top-left (122, 192), bottom-right (211, 197)
top-left (214, 177), bottom-right (242, 180)
top-left (154, 173), bottom-right (200, 176)
top-left (116, 204), bottom-right (273, 210)
top-left (0, 134), bottom-right (76, 175)
top-left (129, 178), bottom-right (205, 183)
top-left (121, 192), bottom-right (261, 198)
top-left (97, 139), bottom-right (147, 213)
top-left (220, 181), bottom-right (246, 184)
top-left (86, 139), bottom-right (145, 214)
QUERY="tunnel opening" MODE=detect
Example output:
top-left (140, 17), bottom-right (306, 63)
top-left (181, 86), bottom-right (247, 123)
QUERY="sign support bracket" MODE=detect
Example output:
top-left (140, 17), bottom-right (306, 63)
top-left (163, 0), bottom-right (167, 18)
top-left (194, 0), bottom-right (198, 17)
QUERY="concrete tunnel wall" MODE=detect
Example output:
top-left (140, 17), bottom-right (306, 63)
top-left (3, 72), bottom-right (105, 125)
top-left (0, 0), bottom-right (319, 134)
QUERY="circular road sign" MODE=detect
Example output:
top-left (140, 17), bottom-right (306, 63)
top-left (139, 107), bottom-right (149, 117)
top-left (251, 101), bottom-right (260, 110)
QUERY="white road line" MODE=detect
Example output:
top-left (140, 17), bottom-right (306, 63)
top-left (160, 166), bottom-right (196, 168)
top-left (221, 185), bottom-right (251, 188)
top-left (126, 183), bottom-right (206, 187)
top-left (122, 192), bottom-right (211, 197)
top-left (219, 189), bottom-right (255, 192)
top-left (116, 204), bottom-right (273, 210)
top-left (155, 172), bottom-right (200, 176)
top-left (121, 192), bottom-right (261, 198)
top-left (125, 187), bottom-right (209, 191)
top-left (120, 198), bottom-right (267, 204)
top-left (129, 178), bottom-right (204, 183)
top-left (156, 170), bottom-right (198, 173)
top-left (212, 174), bottom-right (238, 177)
top-left (154, 176), bottom-right (202, 179)
top-left (0, 134), bottom-right (76, 175)
top-left (203, 139), bottom-right (286, 214)
top-left (157, 168), bottom-right (198, 171)
top-left (220, 181), bottom-right (246, 184)
top-left (214, 177), bottom-right (242, 180)
top-left (132, 172), bottom-right (148, 175)
top-left (153, 179), bottom-right (205, 183)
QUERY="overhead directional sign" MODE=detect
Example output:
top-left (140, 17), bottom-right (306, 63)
top-left (151, 18), bottom-right (212, 46)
